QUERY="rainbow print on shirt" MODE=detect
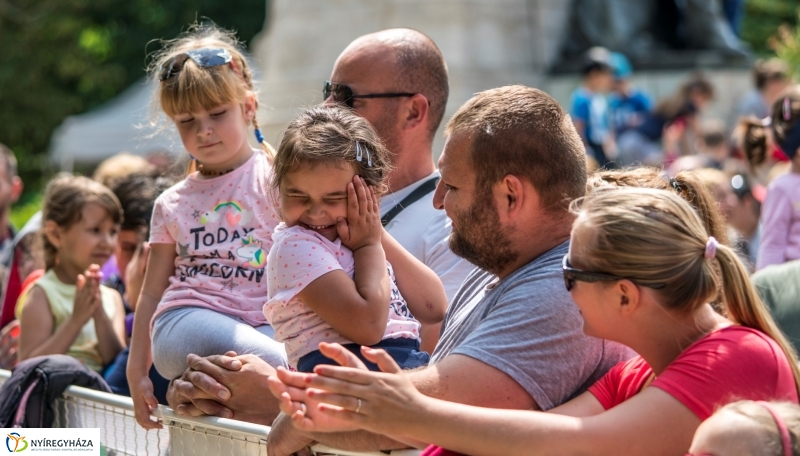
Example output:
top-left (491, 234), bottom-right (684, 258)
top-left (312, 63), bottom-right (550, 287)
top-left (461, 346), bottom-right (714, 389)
top-left (200, 200), bottom-right (253, 227)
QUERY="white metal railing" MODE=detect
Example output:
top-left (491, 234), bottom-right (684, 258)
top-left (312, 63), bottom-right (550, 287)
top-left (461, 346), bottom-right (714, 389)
top-left (0, 369), bottom-right (420, 456)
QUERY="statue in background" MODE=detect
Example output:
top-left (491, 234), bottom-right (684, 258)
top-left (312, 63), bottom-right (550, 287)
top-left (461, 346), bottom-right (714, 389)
top-left (560, 0), bottom-right (750, 68)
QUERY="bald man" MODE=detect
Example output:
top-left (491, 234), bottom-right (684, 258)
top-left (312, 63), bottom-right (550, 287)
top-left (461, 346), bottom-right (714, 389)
top-left (324, 29), bottom-right (475, 345)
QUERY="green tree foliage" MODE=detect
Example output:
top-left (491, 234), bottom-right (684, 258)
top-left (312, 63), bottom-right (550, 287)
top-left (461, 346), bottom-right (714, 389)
top-left (0, 0), bottom-right (267, 197)
top-left (740, 0), bottom-right (800, 56)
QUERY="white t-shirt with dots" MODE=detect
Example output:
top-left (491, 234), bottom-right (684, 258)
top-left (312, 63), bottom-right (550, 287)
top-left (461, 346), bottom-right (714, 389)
top-left (264, 224), bottom-right (420, 367)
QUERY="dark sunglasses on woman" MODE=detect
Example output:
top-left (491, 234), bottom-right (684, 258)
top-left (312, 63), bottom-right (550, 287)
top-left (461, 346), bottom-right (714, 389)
top-left (561, 254), bottom-right (665, 292)
top-left (323, 81), bottom-right (417, 108)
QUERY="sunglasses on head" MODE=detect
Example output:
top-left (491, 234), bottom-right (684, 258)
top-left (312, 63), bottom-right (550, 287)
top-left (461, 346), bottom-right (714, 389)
top-left (561, 255), bottom-right (666, 292)
top-left (323, 81), bottom-right (416, 108)
top-left (160, 48), bottom-right (234, 82)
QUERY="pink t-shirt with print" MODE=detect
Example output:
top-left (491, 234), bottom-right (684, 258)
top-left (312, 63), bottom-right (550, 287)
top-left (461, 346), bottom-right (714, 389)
top-left (150, 151), bottom-right (280, 327)
top-left (264, 224), bottom-right (421, 367)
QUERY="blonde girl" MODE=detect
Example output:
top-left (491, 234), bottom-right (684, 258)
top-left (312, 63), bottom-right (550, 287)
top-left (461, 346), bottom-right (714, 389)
top-left (17, 175), bottom-right (126, 373)
top-left (127, 24), bottom-right (286, 429)
top-left (264, 106), bottom-right (447, 373)
top-left (277, 187), bottom-right (800, 456)
top-left (689, 400), bottom-right (800, 456)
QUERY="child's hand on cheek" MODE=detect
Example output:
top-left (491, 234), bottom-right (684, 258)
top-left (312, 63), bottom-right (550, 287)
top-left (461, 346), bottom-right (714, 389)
top-left (336, 176), bottom-right (382, 252)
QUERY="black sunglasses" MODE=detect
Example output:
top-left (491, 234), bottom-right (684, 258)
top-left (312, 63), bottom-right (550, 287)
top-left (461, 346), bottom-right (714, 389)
top-left (561, 255), bottom-right (666, 292)
top-left (160, 48), bottom-right (233, 82)
top-left (323, 81), bottom-right (416, 108)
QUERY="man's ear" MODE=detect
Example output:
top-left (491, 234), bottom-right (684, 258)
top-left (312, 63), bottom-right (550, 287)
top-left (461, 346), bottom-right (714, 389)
top-left (402, 94), bottom-right (429, 131)
top-left (43, 220), bottom-right (62, 250)
top-left (496, 174), bottom-right (525, 222)
top-left (616, 280), bottom-right (640, 316)
top-left (10, 176), bottom-right (22, 204)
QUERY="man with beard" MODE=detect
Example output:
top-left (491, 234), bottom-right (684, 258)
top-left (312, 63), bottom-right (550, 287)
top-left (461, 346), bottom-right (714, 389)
top-left (167, 85), bottom-right (633, 455)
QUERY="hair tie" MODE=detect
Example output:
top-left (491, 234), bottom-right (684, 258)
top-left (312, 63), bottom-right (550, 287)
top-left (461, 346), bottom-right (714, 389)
top-left (704, 237), bottom-right (718, 260)
top-left (758, 402), bottom-right (793, 456)
top-left (669, 177), bottom-right (680, 192)
top-left (784, 97), bottom-right (792, 121)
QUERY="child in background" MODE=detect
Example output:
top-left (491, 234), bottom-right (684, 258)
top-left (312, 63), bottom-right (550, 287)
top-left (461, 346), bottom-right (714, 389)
top-left (264, 106), bottom-right (447, 373)
top-left (607, 52), bottom-right (652, 135)
top-left (570, 47), bottom-right (616, 168)
top-left (688, 400), bottom-right (800, 456)
top-left (743, 86), bottom-right (800, 270)
top-left (617, 74), bottom-right (714, 167)
top-left (695, 120), bottom-right (730, 169)
top-left (103, 173), bottom-right (173, 403)
top-left (16, 175), bottom-right (126, 373)
top-left (127, 24), bottom-right (287, 429)
top-left (730, 59), bottom-right (790, 128)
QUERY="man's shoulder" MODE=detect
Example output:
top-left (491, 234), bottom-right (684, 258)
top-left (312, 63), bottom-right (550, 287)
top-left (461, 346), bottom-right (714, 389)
top-left (450, 241), bottom-right (569, 316)
top-left (494, 242), bottom-right (568, 292)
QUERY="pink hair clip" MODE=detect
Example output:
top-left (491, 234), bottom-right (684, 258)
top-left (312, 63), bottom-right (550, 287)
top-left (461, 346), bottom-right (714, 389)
top-left (783, 97), bottom-right (792, 121)
top-left (704, 237), bottom-right (718, 260)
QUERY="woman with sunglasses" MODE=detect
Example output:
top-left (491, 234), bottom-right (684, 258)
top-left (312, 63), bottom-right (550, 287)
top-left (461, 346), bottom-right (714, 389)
top-left (127, 24), bottom-right (288, 430)
top-left (270, 187), bottom-right (800, 456)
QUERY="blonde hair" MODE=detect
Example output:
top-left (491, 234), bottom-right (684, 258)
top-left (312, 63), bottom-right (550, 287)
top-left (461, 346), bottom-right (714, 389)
top-left (572, 187), bottom-right (800, 392)
top-left (587, 167), bottom-right (729, 246)
top-left (149, 23), bottom-right (274, 167)
top-left (271, 106), bottom-right (393, 197)
top-left (717, 401), bottom-right (800, 456)
top-left (40, 174), bottom-right (123, 270)
top-left (92, 153), bottom-right (155, 186)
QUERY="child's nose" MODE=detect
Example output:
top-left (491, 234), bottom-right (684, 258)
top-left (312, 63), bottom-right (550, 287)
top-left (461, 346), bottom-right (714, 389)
top-left (307, 203), bottom-right (325, 219)
top-left (100, 232), bottom-right (115, 247)
top-left (196, 119), bottom-right (213, 136)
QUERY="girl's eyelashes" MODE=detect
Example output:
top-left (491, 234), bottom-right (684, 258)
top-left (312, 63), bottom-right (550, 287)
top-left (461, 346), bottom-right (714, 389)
top-left (211, 110), bottom-right (227, 117)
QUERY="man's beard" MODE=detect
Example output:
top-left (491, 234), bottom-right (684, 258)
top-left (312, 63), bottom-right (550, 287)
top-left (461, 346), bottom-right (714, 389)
top-left (448, 192), bottom-right (518, 276)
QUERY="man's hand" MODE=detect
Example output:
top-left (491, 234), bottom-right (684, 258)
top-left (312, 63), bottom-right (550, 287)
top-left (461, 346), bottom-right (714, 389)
top-left (169, 351), bottom-right (281, 425)
top-left (266, 413), bottom-right (314, 456)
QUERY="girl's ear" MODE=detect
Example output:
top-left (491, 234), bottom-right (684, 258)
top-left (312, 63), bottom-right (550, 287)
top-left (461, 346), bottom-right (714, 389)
top-left (43, 220), bottom-right (62, 250)
top-left (243, 92), bottom-right (257, 125)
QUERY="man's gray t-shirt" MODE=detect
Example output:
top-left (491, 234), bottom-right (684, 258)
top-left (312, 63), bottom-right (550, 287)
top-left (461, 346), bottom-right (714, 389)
top-left (431, 241), bottom-right (634, 410)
